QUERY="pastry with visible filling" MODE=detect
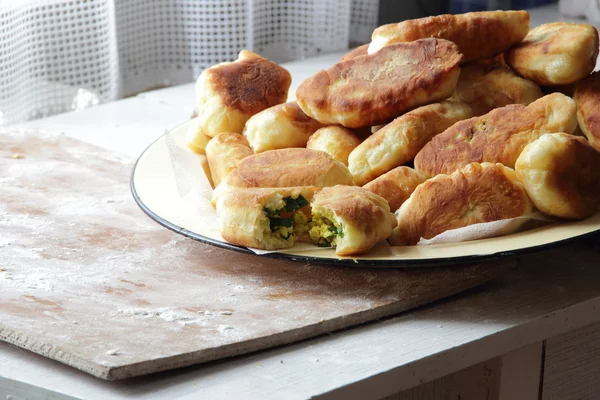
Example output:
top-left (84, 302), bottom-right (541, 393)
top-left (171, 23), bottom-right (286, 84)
top-left (195, 50), bottom-right (291, 137)
top-left (306, 126), bottom-right (361, 165)
top-left (296, 38), bottom-right (462, 128)
top-left (349, 100), bottom-right (472, 185)
top-left (369, 10), bottom-right (529, 63)
top-left (363, 166), bottom-right (425, 212)
top-left (451, 64), bottom-right (543, 116)
top-left (214, 187), bottom-right (318, 250)
top-left (414, 93), bottom-right (578, 177)
top-left (506, 22), bottom-right (599, 86)
top-left (243, 102), bottom-right (325, 153)
top-left (205, 133), bottom-right (253, 187)
top-left (390, 163), bottom-right (534, 245)
top-left (515, 133), bottom-right (600, 219)
top-left (308, 186), bottom-right (397, 256)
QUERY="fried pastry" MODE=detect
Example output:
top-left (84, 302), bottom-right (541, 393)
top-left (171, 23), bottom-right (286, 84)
top-left (186, 117), bottom-right (212, 154)
top-left (341, 44), bottom-right (369, 61)
top-left (515, 133), bottom-right (600, 219)
top-left (205, 133), bottom-right (253, 187)
top-left (369, 10), bottom-right (529, 63)
top-left (390, 163), bottom-right (534, 245)
top-left (243, 102), bottom-right (325, 153)
top-left (296, 38), bottom-right (463, 128)
top-left (306, 126), bottom-right (361, 165)
top-left (451, 64), bottom-right (543, 116)
top-left (414, 93), bottom-right (578, 177)
top-left (506, 22), bottom-right (599, 86)
top-left (574, 71), bottom-right (600, 151)
top-left (195, 50), bottom-right (292, 137)
top-left (363, 166), bottom-right (425, 212)
top-left (308, 186), bottom-right (397, 256)
top-left (349, 100), bottom-right (473, 185)
top-left (220, 148), bottom-right (354, 190)
top-left (214, 186), bottom-right (319, 250)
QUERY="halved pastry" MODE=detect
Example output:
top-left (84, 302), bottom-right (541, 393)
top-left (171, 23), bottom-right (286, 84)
top-left (214, 187), bottom-right (319, 250)
top-left (220, 148), bottom-right (354, 189)
top-left (369, 10), bottom-right (529, 63)
top-left (574, 71), bottom-right (600, 151)
top-left (243, 101), bottom-right (325, 153)
top-left (205, 132), bottom-right (253, 187)
top-left (195, 50), bottom-right (292, 137)
top-left (414, 93), bottom-right (578, 178)
top-left (306, 126), bottom-right (361, 165)
top-left (451, 64), bottom-right (543, 116)
top-left (349, 100), bottom-right (473, 185)
top-left (363, 166), bottom-right (425, 212)
top-left (515, 133), bottom-right (600, 219)
top-left (506, 22), bottom-right (599, 86)
top-left (296, 38), bottom-right (463, 128)
top-left (390, 163), bottom-right (534, 246)
top-left (308, 186), bottom-right (397, 256)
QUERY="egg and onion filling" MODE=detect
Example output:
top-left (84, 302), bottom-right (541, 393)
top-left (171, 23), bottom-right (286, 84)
top-left (261, 195), bottom-right (310, 242)
top-left (308, 212), bottom-right (345, 247)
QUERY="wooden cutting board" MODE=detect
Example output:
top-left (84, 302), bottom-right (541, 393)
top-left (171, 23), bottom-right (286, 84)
top-left (0, 132), bottom-right (514, 380)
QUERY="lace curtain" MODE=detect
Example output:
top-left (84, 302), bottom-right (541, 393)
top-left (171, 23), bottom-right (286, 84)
top-left (0, 0), bottom-right (379, 126)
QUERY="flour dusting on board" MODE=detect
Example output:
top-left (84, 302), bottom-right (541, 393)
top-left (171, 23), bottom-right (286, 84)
top-left (0, 131), bottom-right (511, 379)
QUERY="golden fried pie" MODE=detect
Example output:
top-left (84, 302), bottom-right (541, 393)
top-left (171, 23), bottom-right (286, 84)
top-left (341, 44), bottom-right (369, 61)
top-left (414, 93), bottom-right (578, 177)
top-left (390, 163), bottom-right (534, 245)
top-left (195, 50), bottom-right (292, 137)
top-left (363, 166), bottom-right (425, 212)
top-left (308, 186), bottom-right (396, 256)
top-left (349, 100), bottom-right (473, 185)
top-left (515, 133), bottom-right (600, 219)
top-left (574, 71), bottom-right (600, 151)
top-left (306, 126), bottom-right (361, 165)
top-left (243, 102), bottom-right (325, 153)
top-left (369, 10), bottom-right (529, 63)
top-left (205, 133), bottom-right (253, 187)
top-left (220, 148), bottom-right (354, 189)
top-left (214, 186), bottom-right (319, 250)
top-left (296, 38), bottom-right (463, 128)
top-left (506, 22), bottom-right (599, 86)
top-left (451, 64), bottom-right (543, 116)
top-left (186, 117), bottom-right (211, 154)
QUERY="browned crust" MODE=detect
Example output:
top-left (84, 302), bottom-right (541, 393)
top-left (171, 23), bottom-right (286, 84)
top-left (516, 133), bottom-right (600, 219)
top-left (506, 22), bottom-right (599, 85)
top-left (372, 10), bottom-right (529, 63)
top-left (296, 38), bottom-right (463, 128)
top-left (224, 148), bottom-right (354, 188)
top-left (278, 101), bottom-right (327, 131)
top-left (539, 135), bottom-right (600, 219)
top-left (452, 64), bottom-right (543, 116)
top-left (575, 71), bottom-right (600, 151)
top-left (340, 44), bottom-right (369, 61)
top-left (208, 51), bottom-right (292, 115)
top-left (391, 163), bottom-right (533, 245)
top-left (363, 166), bottom-right (426, 212)
top-left (414, 93), bottom-right (577, 177)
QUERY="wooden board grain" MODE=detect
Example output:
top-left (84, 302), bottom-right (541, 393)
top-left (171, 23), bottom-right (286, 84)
top-left (0, 132), bottom-right (514, 380)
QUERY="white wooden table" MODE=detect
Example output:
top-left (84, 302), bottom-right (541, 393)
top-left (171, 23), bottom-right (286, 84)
top-left (3, 4), bottom-right (600, 400)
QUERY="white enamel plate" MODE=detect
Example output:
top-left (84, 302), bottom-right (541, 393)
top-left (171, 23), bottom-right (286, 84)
top-left (131, 120), bottom-right (600, 267)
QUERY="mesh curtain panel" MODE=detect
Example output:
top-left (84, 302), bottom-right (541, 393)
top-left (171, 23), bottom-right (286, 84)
top-left (0, 0), bottom-right (378, 126)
